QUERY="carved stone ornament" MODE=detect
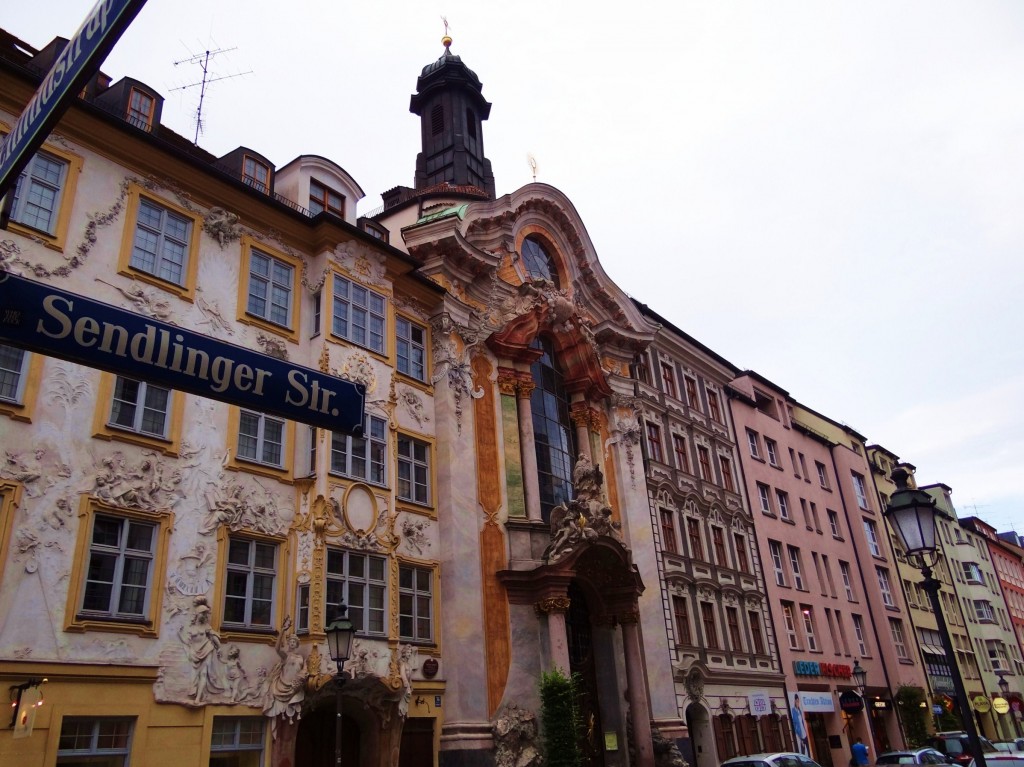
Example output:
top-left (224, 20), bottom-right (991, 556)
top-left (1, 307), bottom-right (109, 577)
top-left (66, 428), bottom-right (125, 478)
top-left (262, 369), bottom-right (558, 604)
top-left (95, 276), bottom-right (172, 321)
top-left (534, 596), bottom-right (571, 615)
top-left (399, 388), bottom-right (430, 427)
top-left (260, 617), bottom-right (308, 738)
top-left (92, 451), bottom-right (183, 512)
top-left (543, 454), bottom-right (623, 563)
top-left (685, 669), bottom-right (705, 701)
top-left (202, 207), bottom-right (241, 247)
top-left (201, 475), bottom-right (289, 537)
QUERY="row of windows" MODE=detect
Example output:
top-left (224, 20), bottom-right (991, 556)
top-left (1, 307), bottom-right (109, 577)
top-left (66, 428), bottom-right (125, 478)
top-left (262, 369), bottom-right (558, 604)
top-left (635, 357), bottom-right (724, 424)
top-left (0, 349), bottom-right (434, 502)
top-left (755, 482), bottom-right (845, 540)
top-left (781, 600), bottom-right (871, 658)
top-left (767, 540), bottom-right (859, 604)
top-left (659, 511), bottom-right (751, 573)
top-left (8, 150), bottom-right (408, 371)
top-left (55, 715), bottom-right (263, 766)
top-left (671, 594), bottom-right (766, 656)
top-left (646, 423), bottom-right (735, 490)
top-left (80, 509), bottom-right (435, 642)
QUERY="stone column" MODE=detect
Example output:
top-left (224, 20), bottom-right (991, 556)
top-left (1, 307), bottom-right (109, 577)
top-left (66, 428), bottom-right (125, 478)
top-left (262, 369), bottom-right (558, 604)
top-left (536, 596), bottom-right (572, 672)
top-left (570, 399), bottom-right (593, 463)
top-left (516, 372), bottom-right (542, 522)
top-left (620, 609), bottom-right (655, 767)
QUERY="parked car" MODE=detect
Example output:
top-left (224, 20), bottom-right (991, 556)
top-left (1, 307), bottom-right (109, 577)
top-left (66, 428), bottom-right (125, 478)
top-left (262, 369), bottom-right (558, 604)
top-left (967, 756), bottom-right (1024, 767)
top-left (876, 748), bottom-right (953, 765)
top-left (992, 741), bottom-right (1024, 754)
top-left (929, 732), bottom-right (999, 766)
top-left (720, 753), bottom-right (825, 767)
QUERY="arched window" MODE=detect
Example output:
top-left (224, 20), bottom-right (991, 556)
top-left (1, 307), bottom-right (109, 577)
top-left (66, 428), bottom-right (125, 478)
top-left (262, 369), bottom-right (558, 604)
top-left (530, 337), bottom-right (576, 522)
top-left (520, 236), bottom-right (559, 287)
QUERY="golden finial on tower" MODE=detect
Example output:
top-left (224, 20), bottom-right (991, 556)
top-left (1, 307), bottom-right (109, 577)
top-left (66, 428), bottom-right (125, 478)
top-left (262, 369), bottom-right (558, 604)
top-left (441, 16), bottom-right (452, 50)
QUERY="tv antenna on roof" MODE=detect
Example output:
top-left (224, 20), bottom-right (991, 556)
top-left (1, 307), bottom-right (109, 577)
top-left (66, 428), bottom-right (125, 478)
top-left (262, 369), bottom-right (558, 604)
top-left (171, 47), bottom-right (251, 144)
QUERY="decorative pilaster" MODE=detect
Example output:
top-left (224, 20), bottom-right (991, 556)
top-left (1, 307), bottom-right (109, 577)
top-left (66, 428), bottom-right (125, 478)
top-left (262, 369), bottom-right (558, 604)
top-left (620, 609), bottom-right (655, 767)
top-left (535, 596), bottom-right (572, 672)
top-left (570, 399), bottom-right (593, 462)
top-left (515, 371), bottom-right (542, 522)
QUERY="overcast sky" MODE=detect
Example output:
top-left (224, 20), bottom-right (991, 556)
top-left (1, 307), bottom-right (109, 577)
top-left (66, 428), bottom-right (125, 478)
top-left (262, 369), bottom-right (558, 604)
top-left (6, 1), bottom-right (1023, 532)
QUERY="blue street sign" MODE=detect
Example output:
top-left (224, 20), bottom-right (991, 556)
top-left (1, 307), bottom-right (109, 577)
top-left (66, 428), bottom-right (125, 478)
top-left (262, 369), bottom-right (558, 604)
top-left (0, 271), bottom-right (365, 434)
top-left (0, 0), bottom-right (149, 199)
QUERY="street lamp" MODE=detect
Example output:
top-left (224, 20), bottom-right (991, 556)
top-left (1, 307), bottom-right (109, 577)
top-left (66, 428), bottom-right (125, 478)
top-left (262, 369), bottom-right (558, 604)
top-left (852, 659), bottom-right (875, 754)
top-left (325, 604), bottom-right (355, 767)
top-left (996, 668), bottom-right (1022, 739)
top-left (884, 468), bottom-right (987, 767)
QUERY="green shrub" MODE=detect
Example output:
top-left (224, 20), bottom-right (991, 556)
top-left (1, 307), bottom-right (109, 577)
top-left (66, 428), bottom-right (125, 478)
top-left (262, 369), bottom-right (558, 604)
top-left (540, 668), bottom-right (582, 767)
top-left (895, 685), bottom-right (929, 747)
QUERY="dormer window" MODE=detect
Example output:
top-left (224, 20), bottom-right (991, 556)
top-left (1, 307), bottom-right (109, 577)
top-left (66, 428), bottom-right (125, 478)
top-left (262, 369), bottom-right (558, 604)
top-left (243, 156), bottom-right (270, 193)
top-left (520, 236), bottom-right (558, 287)
top-left (309, 179), bottom-right (345, 217)
top-left (127, 87), bottom-right (155, 131)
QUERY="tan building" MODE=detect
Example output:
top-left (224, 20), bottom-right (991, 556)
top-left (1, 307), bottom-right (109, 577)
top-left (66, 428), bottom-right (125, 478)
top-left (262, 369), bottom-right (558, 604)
top-left (630, 306), bottom-right (787, 767)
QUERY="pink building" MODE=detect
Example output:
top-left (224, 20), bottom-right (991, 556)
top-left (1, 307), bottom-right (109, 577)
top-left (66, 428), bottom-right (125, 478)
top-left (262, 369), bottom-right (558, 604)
top-left (728, 372), bottom-right (917, 767)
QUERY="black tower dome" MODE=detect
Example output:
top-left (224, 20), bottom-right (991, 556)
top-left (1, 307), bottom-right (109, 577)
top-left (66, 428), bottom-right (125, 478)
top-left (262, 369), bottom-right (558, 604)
top-left (409, 36), bottom-right (496, 198)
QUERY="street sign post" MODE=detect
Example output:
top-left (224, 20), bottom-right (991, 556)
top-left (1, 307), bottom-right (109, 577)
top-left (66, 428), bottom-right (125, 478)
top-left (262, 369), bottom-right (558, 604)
top-left (0, 0), bottom-right (149, 203)
top-left (0, 271), bottom-right (364, 434)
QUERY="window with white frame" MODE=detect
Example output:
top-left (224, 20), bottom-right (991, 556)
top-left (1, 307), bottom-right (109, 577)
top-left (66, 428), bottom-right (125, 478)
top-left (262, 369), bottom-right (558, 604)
top-left (109, 377), bottom-right (171, 438)
top-left (80, 514), bottom-right (156, 619)
top-left (765, 437), bottom-right (779, 467)
top-left (331, 415), bottom-right (386, 484)
top-left (877, 567), bottom-right (895, 607)
top-left (827, 509), bottom-right (841, 538)
top-left (237, 410), bottom-right (285, 467)
top-left (0, 344), bottom-right (29, 403)
top-left (10, 150), bottom-right (68, 235)
top-left (986, 639), bottom-right (1009, 672)
top-left (399, 564), bottom-right (433, 642)
top-left (889, 618), bottom-right (908, 659)
top-left (769, 540), bottom-right (786, 586)
top-left (295, 582), bottom-right (310, 633)
top-left (815, 461), bottom-right (830, 489)
top-left (840, 560), bottom-right (855, 601)
top-left (333, 274), bottom-right (385, 353)
top-left (398, 435), bottom-right (431, 504)
top-left (396, 317), bottom-right (427, 381)
top-left (789, 546), bottom-right (805, 590)
top-left (746, 429), bottom-right (761, 459)
top-left (223, 538), bottom-right (277, 628)
top-left (961, 562), bottom-right (983, 584)
top-left (210, 716), bottom-right (265, 767)
top-left (974, 600), bottom-right (995, 623)
top-left (58, 717), bottom-right (134, 766)
top-left (864, 519), bottom-right (881, 557)
top-left (756, 483), bottom-right (772, 514)
top-left (326, 549), bottom-right (387, 635)
top-left (852, 613), bottom-right (868, 656)
top-left (782, 602), bottom-right (800, 649)
top-left (852, 472), bottom-right (870, 509)
top-left (801, 606), bottom-right (818, 651)
top-left (776, 489), bottom-right (791, 520)
top-left (247, 249), bottom-right (294, 328)
top-left (130, 197), bottom-right (191, 286)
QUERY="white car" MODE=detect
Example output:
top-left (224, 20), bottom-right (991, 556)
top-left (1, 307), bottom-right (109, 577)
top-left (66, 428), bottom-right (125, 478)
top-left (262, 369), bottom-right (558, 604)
top-left (721, 753), bottom-right (826, 767)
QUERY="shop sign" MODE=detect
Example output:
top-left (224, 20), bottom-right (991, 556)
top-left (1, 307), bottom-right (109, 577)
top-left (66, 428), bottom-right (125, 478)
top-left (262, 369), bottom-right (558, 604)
top-left (749, 692), bottom-right (772, 717)
top-left (992, 698), bottom-right (1010, 715)
top-left (793, 660), bottom-right (852, 679)
top-left (800, 692), bottom-right (835, 713)
top-left (932, 705), bottom-right (944, 715)
top-left (839, 690), bottom-right (864, 714)
top-left (972, 696), bottom-right (991, 714)
top-left (872, 700), bottom-right (891, 710)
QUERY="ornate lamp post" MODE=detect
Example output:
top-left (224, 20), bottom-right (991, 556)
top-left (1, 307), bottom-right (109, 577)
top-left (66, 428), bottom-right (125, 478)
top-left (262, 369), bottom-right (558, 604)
top-left (883, 469), bottom-right (987, 767)
top-left (325, 604), bottom-right (355, 767)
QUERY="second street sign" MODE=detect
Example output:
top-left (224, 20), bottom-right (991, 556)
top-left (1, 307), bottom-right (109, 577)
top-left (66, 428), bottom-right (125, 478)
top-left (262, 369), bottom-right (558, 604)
top-left (0, 271), bottom-right (365, 434)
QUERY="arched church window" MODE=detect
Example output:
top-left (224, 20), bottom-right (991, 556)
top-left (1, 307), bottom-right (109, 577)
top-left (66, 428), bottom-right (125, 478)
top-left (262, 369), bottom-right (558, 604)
top-left (530, 336), bottom-right (576, 522)
top-left (520, 236), bottom-right (559, 287)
